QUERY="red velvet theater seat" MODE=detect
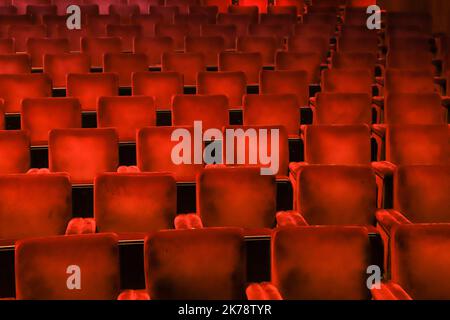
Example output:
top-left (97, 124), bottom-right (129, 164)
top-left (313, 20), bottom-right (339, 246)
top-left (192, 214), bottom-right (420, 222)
top-left (188, 6), bottom-right (219, 24)
top-left (144, 228), bottom-right (246, 300)
top-left (267, 5), bottom-right (298, 16)
top-left (243, 94), bottom-right (300, 138)
top-left (260, 70), bottom-right (308, 107)
top-left (109, 4), bottom-right (140, 24)
top-left (81, 37), bottom-right (122, 69)
top-left (337, 36), bottom-right (379, 55)
top-left (174, 13), bottom-right (211, 27)
top-left (274, 0), bottom-right (305, 15)
top-left (237, 36), bottom-right (278, 66)
top-left (21, 97), bottom-right (82, 146)
top-left (103, 53), bottom-right (148, 87)
top-left (0, 74), bottom-right (51, 114)
top-left (287, 36), bottom-right (329, 62)
top-left (26, 38), bottom-right (70, 69)
top-left (239, 0), bottom-right (268, 13)
top-left (85, 0), bottom-right (124, 14)
top-left (0, 130), bottom-right (30, 174)
top-left (228, 5), bottom-right (259, 22)
top-left (130, 14), bottom-right (164, 35)
top-left (133, 36), bottom-right (175, 66)
top-left (67, 73), bottom-right (119, 112)
top-left (248, 23), bottom-right (292, 47)
top-left (201, 24), bottom-right (237, 50)
top-left (314, 93), bottom-right (372, 125)
top-left (137, 126), bottom-right (203, 182)
top-left (222, 125), bottom-right (290, 177)
top-left (149, 5), bottom-right (179, 23)
top-left (0, 173), bottom-right (72, 245)
top-left (94, 172), bottom-right (177, 238)
top-left (26, 5), bottom-right (57, 23)
top-left (0, 54), bottom-right (30, 74)
top-left (217, 13), bottom-right (253, 37)
top-left (386, 51), bottom-right (434, 73)
top-left (15, 233), bottom-right (121, 300)
top-left (171, 94), bottom-right (229, 130)
top-left (12, 0), bottom-right (50, 14)
top-left (275, 51), bottom-right (322, 84)
top-left (162, 52), bottom-right (206, 86)
top-left (384, 70), bottom-right (436, 95)
top-left (197, 71), bottom-right (246, 109)
top-left (49, 128), bottom-right (119, 184)
top-left (321, 69), bottom-right (373, 97)
top-left (294, 24), bottom-right (335, 41)
top-left (0, 38), bottom-right (14, 54)
top-left (388, 36), bottom-right (432, 54)
top-left (155, 23), bottom-right (194, 50)
top-left (106, 24), bottom-right (142, 52)
top-left (43, 53), bottom-right (90, 88)
top-left (97, 96), bottom-right (156, 142)
top-left (204, 0), bottom-right (231, 13)
top-left (166, 0), bottom-right (199, 14)
top-left (185, 35), bottom-right (225, 67)
top-left (129, 0), bottom-right (162, 13)
top-left (219, 51), bottom-right (262, 85)
top-left (374, 224), bottom-right (450, 300)
top-left (386, 12), bottom-right (432, 34)
top-left (56, 27), bottom-right (89, 52)
top-left (247, 226), bottom-right (372, 300)
top-left (132, 71), bottom-right (183, 111)
top-left (331, 52), bottom-right (378, 79)
top-left (8, 24), bottom-right (47, 52)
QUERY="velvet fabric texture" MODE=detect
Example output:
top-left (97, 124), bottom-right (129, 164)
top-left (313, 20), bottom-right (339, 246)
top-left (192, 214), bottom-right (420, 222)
top-left (103, 53), bottom-right (148, 87)
top-left (0, 130), bottom-right (30, 174)
top-left (43, 53), bottom-right (90, 88)
top-left (260, 70), bottom-right (309, 107)
top-left (162, 52), bottom-right (206, 86)
top-left (197, 71), bottom-right (246, 108)
top-left (314, 93), bottom-right (372, 125)
top-left (219, 52), bottom-right (263, 85)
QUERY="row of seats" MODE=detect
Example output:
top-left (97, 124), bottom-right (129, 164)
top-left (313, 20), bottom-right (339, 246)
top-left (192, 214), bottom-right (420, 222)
top-left (10, 224), bottom-right (450, 300)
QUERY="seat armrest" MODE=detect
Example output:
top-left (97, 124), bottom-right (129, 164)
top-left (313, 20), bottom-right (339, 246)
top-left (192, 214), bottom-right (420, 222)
top-left (371, 282), bottom-right (412, 300)
top-left (27, 168), bottom-right (51, 174)
top-left (276, 211), bottom-right (308, 227)
top-left (65, 218), bottom-right (96, 235)
top-left (118, 290), bottom-right (150, 300)
top-left (246, 283), bottom-right (283, 300)
top-left (372, 161), bottom-right (396, 179)
top-left (375, 209), bottom-right (411, 235)
top-left (174, 213), bottom-right (203, 230)
top-left (117, 166), bottom-right (140, 173)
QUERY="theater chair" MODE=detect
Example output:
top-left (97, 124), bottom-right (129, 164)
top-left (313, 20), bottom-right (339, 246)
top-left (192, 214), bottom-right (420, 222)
top-left (26, 38), bottom-right (70, 69)
top-left (91, 172), bottom-right (177, 240)
top-left (166, 0), bottom-right (199, 15)
top-left (132, 71), bottom-right (183, 111)
top-left (21, 98), bottom-right (82, 147)
top-left (26, 4), bottom-right (57, 23)
top-left (129, 0), bottom-right (161, 13)
top-left (294, 24), bottom-right (335, 41)
top-left (174, 13), bottom-right (211, 27)
top-left (275, 51), bottom-right (322, 84)
top-left (228, 5), bottom-right (259, 22)
top-left (172, 94), bottom-right (229, 130)
top-left (247, 226), bottom-right (374, 300)
top-left (384, 70), bottom-right (438, 96)
top-left (273, 0), bottom-right (305, 16)
top-left (0, 38), bottom-right (14, 54)
top-left (372, 224), bottom-right (450, 300)
top-left (204, 0), bottom-right (231, 13)
top-left (67, 73), bottom-right (119, 112)
top-left (239, 0), bottom-right (268, 14)
top-left (106, 24), bottom-right (142, 52)
top-left (81, 37), bottom-right (122, 69)
top-left (237, 36), bottom-right (278, 66)
top-left (15, 234), bottom-right (123, 300)
top-left (49, 128), bottom-right (119, 185)
top-left (133, 36), bottom-right (175, 67)
top-left (8, 24), bottom-right (47, 52)
top-left (103, 53), bottom-right (148, 87)
top-left (130, 14), bottom-right (164, 35)
top-left (176, 167), bottom-right (281, 235)
top-left (217, 13), bottom-right (253, 37)
top-left (201, 24), bottom-right (237, 50)
top-left (331, 52), bottom-right (379, 79)
top-left (189, 6), bottom-right (219, 24)
top-left (56, 26), bottom-right (89, 52)
top-left (85, 0), bottom-right (123, 14)
top-left (375, 165), bottom-right (450, 276)
top-left (386, 12), bottom-right (432, 35)
top-left (267, 5), bottom-right (298, 17)
top-left (149, 6), bottom-right (180, 23)
top-left (109, 4), bottom-right (140, 24)
top-left (248, 23), bottom-right (292, 48)
top-left (374, 124), bottom-right (449, 208)
top-left (155, 23), bottom-right (195, 50)
top-left (243, 94), bottom-right (300, 138)
top-left (287, 35), bottom-right (329, 63)
top-left (386, 51), bottom-right (435, 74)
top-left (0, 130), bottom-right (30, 174)
top-left (260, 70), bottom-right (309, 107)
top-left (337, 36), bottom-right (380, 56)
top-left (137, 126), bottom-right (203, 182)
top-left (185, 36), bottom-right (225, 67)
top-left (162, 52), bottom-right (206, 86)
top-left (197, 71), bottom-right (246, 109)
top-left (0, 54), bottom-right (30, 74)
top-left (0, 73), bottom-right (52, 114)
top-left (313, 93), bottom-right (372, 125)
top-left (43, 53), bottom-right (91, 88)
top-left (219, 52), bottom-right (262, 86)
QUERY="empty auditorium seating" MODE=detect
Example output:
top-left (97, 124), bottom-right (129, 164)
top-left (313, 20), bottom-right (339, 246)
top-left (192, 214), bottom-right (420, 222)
top-left (26, 38), bottom-right (70, 69)
top-left (15, 234), bottom-right (121, 299)
top-left (67, 73), bottom-right (119, 112)
top-left (166, 0), bottom-right (199, 14)
top-left (217, 13), bottom-right (253, 36)
top-left (185, 36), bottom-right (225, 66)
top-left (87, 14), bottom-right (122, 36)
top-left (384, 70), bottom-right (437, 95)
top-left (109, 4), bottom-right (140, 23)
top-left (8, 24), bottom-right (47, 52)
top-left (201, 24), bottom-right (237, 50)
top-left (314, 93), bottom-right (372, 125)
top-left (133, 36), bottom-right (175, 66)
top-left (219, 51), bottom-right (262, 85)
top-left (321, 69), bottom-right (373, 97)
top-left (0, 173), bottom-right (72, 245)
top-left (103, 53), bottom-right (148, 87)
top-left (0, 130), bottom-right (30, 174)
top-left (204, 0), bottom-right (230, 13)
top-left (43, 53), bottom-right (91, 88)
top-left (331, 52), bottom-right (378, 78)
top-left (137, 126), bottom-right (203, 182)
top-left (21, 97), bottom-right (82, 146)
top-left (149, 5), bottom-right (179, 23)
top-left (275, 51), bottom-right (322, 84)
top-left (132, 71), bottom-right (183, 110)
top-left (273, 0), bottom-right (304, 15)
top-left (386, 51), bottom-right (434, 73)
top-left (174, 12), bottom-right (210, 26)
top-left (243, 94), bottom-right (300, 137)
top-left (130, 14), bottom-right (164, 35)
top-left (162, 52), bottom-right (206, 86)
top-left (337, 36), bottom-right (380, 55)
top-left (107, 24), bottom-right (142, 52)
top-left (144, 228), bottom-right (246, 299)
top-left (0, 74), bottom-right (51, 113)
top-left (171, 94), bottom-right (229, 130)
top-left (248, 22), bottom-right (292, 46)
top-left (237, 36), bottom-right (278, 65)
top-left (56, 27), bottom-right (89, 52)
top-left (94, 172), bottom-right (177, 237)
top-left (0, 53), bottom-right (30, 74)
top-left (260, 70), bottom-right (308, 106)
top-left (155, 23), bottom-right (193, 50)
top-left (97, 96), bottom-right (156, 142)
top-left (239, 0), bottom-right (268, 13)
top-left (197, 71), bottom-right (246, 108)
top-left (189, 5), bottom-right (218, 23)
top-left (130, 0), bottom-right (161, 13)
top-left (228, 5), bottom-right (259, 22)
top-left (81, 37), bottom-right (122, 69)
top-left (49, 128), bottom-right (119, 184)
top-left (247, 226), bottom-right (372, 300)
